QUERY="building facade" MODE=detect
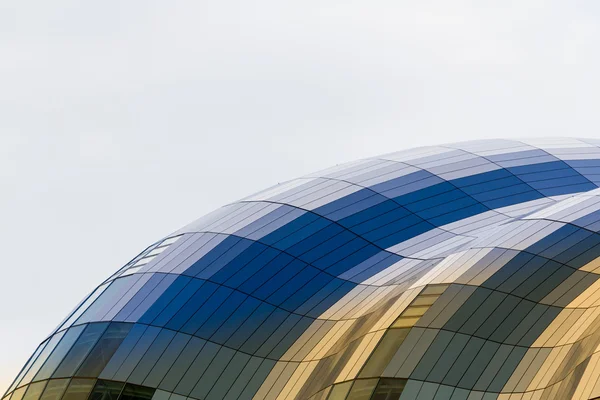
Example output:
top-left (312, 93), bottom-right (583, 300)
top-left (7, 138), bottom-right (600, 400)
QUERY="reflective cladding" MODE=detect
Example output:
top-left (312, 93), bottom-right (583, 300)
top-left (10, 138), bottom-right (600, 400)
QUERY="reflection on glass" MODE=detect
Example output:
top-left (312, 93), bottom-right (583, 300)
top-left (118, 384), bottom-right (155, 400)
top-left (88, 380), bottom-right (124, 400)
top-left (371, 378), bottom-right (406, 400)
top-left (61, 379), bottom-right (95, 400)
top-left (22, 381), bottom-right (47, 400)
top-left (346, 378), bottom-right (378, 400)
top-left (39, 379), bottom-right (70, 400)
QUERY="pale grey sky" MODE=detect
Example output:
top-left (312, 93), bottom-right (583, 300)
top-left (1, 0), bottom-right (600, 391)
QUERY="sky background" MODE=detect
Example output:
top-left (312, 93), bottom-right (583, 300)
top-left (2, 0), bottom-right (600, 392)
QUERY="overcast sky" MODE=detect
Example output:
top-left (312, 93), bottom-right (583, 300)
top-left (2, 1), bottom-right (600, 392)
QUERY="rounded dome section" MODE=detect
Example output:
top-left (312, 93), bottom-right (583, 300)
top-left (7, 138), bottom-right (600, 400)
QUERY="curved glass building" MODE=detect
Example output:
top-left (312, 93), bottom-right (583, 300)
top-left (8, 138), bottom-right (600, 400)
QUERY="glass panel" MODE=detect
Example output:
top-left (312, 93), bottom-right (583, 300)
top-left (421, 285), bottom-right (448, 295)
top-left (149, 391), bottom-right (169, 400)
top-left (410, 296), bottom-right (438, 307)
top-left (76, 323), bottom-right (132, 378)
top-left (390, 317), bottom-right (420, 328)
top-left (22, 382), bottom-right (47, 400)
top-left (371, 378), bottom-right (407, 400)
top-left (400, 306), bottom-right (429, 317)
top-left (39, 380), bottom-right (70, 400)
top-left (118, 384), bottom-right (154, 400)
top-left (53, 324), bottom-right (108, 378)
top-left (62, 379), bottom-right (95, 400)
top-left (327, 381), bottom-right (353, 400)
top-left (88, 380), bottom-right (124, 400)
top-left (34, 326), bottom-right (86, 381)
top-left (21, 333), bottom-right (66, 385)
top-left (346, 379), bottom-right (378, 400)
top-left (9, 387), bottom-right (26, 400)
top-left (359, 329), bottom-right (410, 378)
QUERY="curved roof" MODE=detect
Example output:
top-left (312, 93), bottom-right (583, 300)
top-left (8, 138), bottom-right (600, 400)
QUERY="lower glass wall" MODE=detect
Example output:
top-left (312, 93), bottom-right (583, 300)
top-left (3, 380), bottom-right (155, 400)
top-left (310, 378), bottom-right (408, 400)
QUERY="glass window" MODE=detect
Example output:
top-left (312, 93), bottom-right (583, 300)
top-left (34, 326), bottom-right (86, 381)
top-left (110, 326), bottom-right (161, 382)
top-left (391, 317), bottom-right (420, 328)
top-left (88, 380), bottom-right (124, 400)
top-left (421, 284), bottom-right (449, 296)
top-left (61, 379), bottom-right (95, 400)
top-left (400, 306), bottom-right (429, 318)
top-left (347, 379), bottom-right (378, 400)
top-left (372, 378), bottom-right (407, 400)
top-left (52, 323), bottom-right (108, 378)
top-left (327, 381), bottom-right (353, 400)
top-left (142, 332), bottom-right (190, 388)
top-left (149, 391), bottom-right (169, 400)
top-left (76, 323), bottom-right (132, 378)
top-left (127, 329), bottom-right (176, 385)
top-left (118, 384), bottom-right (155, 400)
top-left (22, 381), bottom-right (47, 400)
top-left (75, 277), bottom-right (140, 325)
top-left (360, 329), bottom-right (410, 378)
top-left (9, 386), bottom-right (27, 400)
top-left (410, 296), bottom-right (438, 307)
top-left (39, 380), bottom-right (70, 400)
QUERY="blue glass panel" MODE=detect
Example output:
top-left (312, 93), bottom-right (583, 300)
top-left (266, 265), bottom-right (319, 305)
top-left (260, 212), bottom-right (319, 245)
top-left (193, 290), bottom-right (246, 338)
top-left (269, 217), bottom-right (331, 251)
top-left (280, 271), bottom-right (334, 311)
top-left (151, 278), bottom-right (205, 327)
top-left (210, 242), bottom-right (269, 284)
top-left (238, 253), bottom-right (295, 294)
top-left (164, 281), bottom-right (219, 331)
top-left (114, 274), bottom-right (168, 321)
top-left (183, 236), bottom-right (242, 276)
top-left (251, 259), bottom-right (306, 299)
top-left (138, 275), bottom-right (192, 324)
top-left (225, 302), bottom-right (275, 349)
top-left (176, 285), bottom-right (233, 334)
top-left (211, 296), bottom-right (261, 343)
top-left (223, 247), bottom-right (280, 288)
top-left (346, 203), bottom-right (410, 234)
top-left (338, 199), bottom-right (400, 229)
top-left (196, 238), bottom-right (254, 279)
